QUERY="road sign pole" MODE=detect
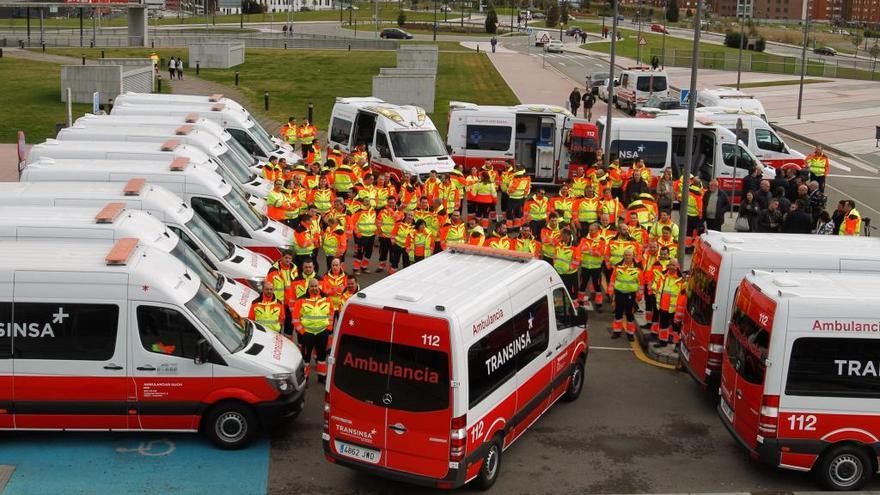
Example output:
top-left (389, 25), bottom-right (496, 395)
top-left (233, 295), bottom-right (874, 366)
top-left (735, 1), bottom-right (745, 90)
top-left (731, 117), bottom-right (743, 218)
top-left (796, 1), bottom-right (811, 120)
top-left (602, 0), bottom-right (620, 168)
top-left (677, 0), bottom-right (703, 268)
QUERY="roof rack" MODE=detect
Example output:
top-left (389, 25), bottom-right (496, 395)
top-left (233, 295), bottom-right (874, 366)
top-left (105, 238), bottom-right (138, 266)
top-left (175, 124), bottom-right (193, 135)
top-left (170, 157), bottom-right (190, 171)
top-left (208, 94), bottom-right (224, 102)
top-left (185, 112), bottom-right (199, 123)
top-left (95, 202), bottom-right (125, 223)
top-left (447, 243), bottom-right (534, 263)
top-left (123, 178), bottom-right (146, 196)
top-left (161, 139), bottom-right (181, 151)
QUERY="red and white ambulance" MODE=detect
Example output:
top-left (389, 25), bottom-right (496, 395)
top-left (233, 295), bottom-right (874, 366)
top-left (681, 231), bottom-right (880, 391)
top-left (323, 245), bottom-right (589, 488)
top-left (720, 270), bottom-right (880, 490)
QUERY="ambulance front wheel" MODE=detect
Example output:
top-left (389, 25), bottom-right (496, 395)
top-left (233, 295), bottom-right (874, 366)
top-left (204, 402), bottom-right (259, 450)
top-left (815, 444), bottom-right (873, 491)
top-left (475, 437), bottom-right (502, 490)
top-left (562, 357), bottom-right (585, 402)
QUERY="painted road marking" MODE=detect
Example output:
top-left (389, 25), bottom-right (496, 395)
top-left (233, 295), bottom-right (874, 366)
top-left (591, 346), bottom-right (633, 351)
top-left (829, 161), bottom-right (852, 172)
top-left (828, 174), bottom-right (880, 180)
top-left (827, 183), bottom-right (880, 217)
top-left (836, 155), bottom-right (877, 174)
top-left (0, 432), bottom-right (269, 495)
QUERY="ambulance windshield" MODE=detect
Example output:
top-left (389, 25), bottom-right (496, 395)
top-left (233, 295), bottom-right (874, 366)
top-left (185, 283), bottom-right (246, 353)
top-left (389, 130), bottom-right (448, 158)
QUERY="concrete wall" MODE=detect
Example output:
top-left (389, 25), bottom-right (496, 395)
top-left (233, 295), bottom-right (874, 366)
top-left (61, 65), bottom-right (123, 104)
top-left (95, 58), bottom-right (153, 69)
top-left (378, 68), bottom-right (436, 76)
top-left (187, 42), bottom-right (246, 69)
top-left (396, 45), bottom-right (438, 73)
top-left (372, 74), bottom-right (436, 112)
top-left (127, 6), bottom-right (148, 47)
top-left (122, 66), bottom-right (154, 95)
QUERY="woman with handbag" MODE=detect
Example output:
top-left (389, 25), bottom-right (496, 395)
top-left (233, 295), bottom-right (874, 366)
top-left (654, 168), bottom-right (674, 213)
top-left (737, 191), bottom-right (761, 232)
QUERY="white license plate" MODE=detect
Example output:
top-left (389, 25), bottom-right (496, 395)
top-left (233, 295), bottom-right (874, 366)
top-left (679, 342), bottom-right (690, 361)
top-left (720, 398), bottom-right (734, 423)
top-left (335, 440), bottom-right (381, 465)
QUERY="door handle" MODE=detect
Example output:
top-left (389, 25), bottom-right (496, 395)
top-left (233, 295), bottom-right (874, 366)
top-left (545, 350), bottom-right (553, 357)
top-left (137, 365), bottom-right (156, 371)
top-left (388, 423), bottom-right (407, 433)
top-left (103, 363), bottom-right (123, 370)
top-left (736, 389), bottom-right (743, 400)
top-left (555, 343), bottom-right (562, 350)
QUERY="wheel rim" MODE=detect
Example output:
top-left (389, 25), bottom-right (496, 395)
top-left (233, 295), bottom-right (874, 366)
top-left (570, 366), bottom-right (583, 394)
top-left (216, 411), bottom-right (248, 443)
top-left (484, 445), bottom-right (499, 480)
top-left (829, 454), bottom-right (863, 488)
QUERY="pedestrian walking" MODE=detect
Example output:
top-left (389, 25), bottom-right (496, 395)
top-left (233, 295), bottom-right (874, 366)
top-left (168, 57), bottom-right (176, 80)
top-left (582, 91), bottom-right (595, 120)
top-left (568, 87), bottom-right (582, 115)
top-left (175, 57), bottom-right (183, 80)
top-left (490, 36), bottom-right (498, 53)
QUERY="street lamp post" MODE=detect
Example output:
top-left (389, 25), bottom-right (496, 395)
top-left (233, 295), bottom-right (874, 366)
top-left (636, 0), bottom-right (643, 64)
top-left (433, 0), bottom-right (438, 41)
top-left (602, 0), bottom-right (620, 168)
top-left (735, 0), bottom-right (745, 90)
top-left (661, 1), bottom-right (667, 67)
top-left (677, 0), bottom-right (703, 268)
top-left (796, 0), bottom-right (811, 119)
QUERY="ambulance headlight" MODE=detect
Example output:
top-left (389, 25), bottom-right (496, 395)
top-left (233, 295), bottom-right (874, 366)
top-left (267, 373), bottom-right (295, 394)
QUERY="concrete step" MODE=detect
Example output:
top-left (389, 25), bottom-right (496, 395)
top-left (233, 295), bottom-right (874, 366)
top-left (634, 311), bottom-right (680, 366)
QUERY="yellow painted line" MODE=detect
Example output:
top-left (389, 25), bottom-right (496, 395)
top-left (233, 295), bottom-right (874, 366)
top-left (630, 338), bottom-right (678, 370)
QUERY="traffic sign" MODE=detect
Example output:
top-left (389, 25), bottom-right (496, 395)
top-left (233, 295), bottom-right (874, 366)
top-left (679, 89), bottom-right (690, 105)
top-left (539, 32), bottom-right (551, 44)
top-left (638, 36), bottom-right (647, 46)
top-left (527, 27), bottom-right (533, 35)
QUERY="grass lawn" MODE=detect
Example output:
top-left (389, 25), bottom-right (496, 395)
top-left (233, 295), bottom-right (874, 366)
top-left (0, 58), bottom-right (90, 143)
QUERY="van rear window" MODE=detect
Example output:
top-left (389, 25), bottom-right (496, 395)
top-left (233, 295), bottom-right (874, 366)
top-left (637, 76), bottom-right (667, 92)
top-left (786, 338), bottom-right (880, 399)
top-left (334, 334), bottom-right (450, 413)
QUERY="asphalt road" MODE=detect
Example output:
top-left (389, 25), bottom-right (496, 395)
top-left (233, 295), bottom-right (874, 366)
top-left (265, 281), bottom-right (844, 494)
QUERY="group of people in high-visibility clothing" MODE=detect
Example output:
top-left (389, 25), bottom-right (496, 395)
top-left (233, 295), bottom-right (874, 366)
top-left (279, 116), bottom-right (318, 159)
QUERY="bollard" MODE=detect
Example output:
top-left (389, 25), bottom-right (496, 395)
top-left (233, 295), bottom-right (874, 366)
top-left (82, 55), bottom-right (86, 65)
top-left (477, 44), bottom-right (480, 53)
top-left (348, 43), bottom-right (351, 51)
top-left (151, 40), bottom-right (154, 48)
top-left (19, 40), bottom-right (24, 49)
top-left (0, 48), bottom-right (3, 58)
top-left (90, 40), bottom-right (94, 48)
top-left (157, 75), bottom-right (162, 93)
top-left (284, 42), bottom-right (287, 49)
top-left (235, 71), bottom-right (239, 86)
top-left (101, 49), bottom-right (104, 58)
top-left (196, 62), bottom-right (200, 75)
top-left (264, 91), bottom-right (269, 111)
top-left (308, 102), bottom-right (313, 123)
top-left (42, 42), bottom-right (45, 52)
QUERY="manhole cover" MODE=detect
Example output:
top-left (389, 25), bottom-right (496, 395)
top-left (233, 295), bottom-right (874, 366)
top-left (0, 465), bottom-right (15, 493)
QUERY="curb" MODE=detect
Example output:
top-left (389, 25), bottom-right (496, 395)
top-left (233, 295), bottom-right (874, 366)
top-left (770, 124), bottom-right (857, 160)
top-left (634, 312), bottom-right (680, 367)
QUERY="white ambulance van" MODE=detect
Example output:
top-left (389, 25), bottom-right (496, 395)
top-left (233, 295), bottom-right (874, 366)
top-left (57, 122), bottom-right (269, 194)
top-left (697, 87), bottom-right (768, 121)
top-left (642, 107), bottom-right (804, 170)
top-left (596, 115), bottom-right (762, 197)
top-left (0, 180), bottom-right (272, 283)
top-left (324, 245), bottom-right (589, 488)
top-left (74, 113), bottom-right (261, 173)
top-left (446, 101), bottom-right (600, 184)
top-left (681, 231), bottom-right (880, 390)
top-left (19, 159), bottom-right (292, 261)
top-left (110, 100), bottom-right (300, 164)
top-left (111, 92), bottom-right (292, 153)
top-left (0, 238), bottom-right (305, 448)
top-left (28, 138), bottom-right (267, 201)
top-left (614, 67), bottom-right (670, 115)
top-left (0, 204), bottom-right (258, 317)
top-left (719, 271), bottom-right (880, 490)
top-left (328, 97), bottom-right (454, 181)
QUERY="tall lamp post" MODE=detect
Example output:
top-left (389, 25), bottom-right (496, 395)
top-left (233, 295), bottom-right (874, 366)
top-left (661, 0), bottom-right (667, 67)
top-left (735, 0), bottom-right (746, 90)
top-left (796, 0), bottom-right (811, 119)
top-left (433, 0), bottom-right (438, 40)
top-left (676, 0), bottom-right (704, 268)
top-left (602, 0), bottom-right (620, 168)
top-left (636, 0), bottom-right (643, 64)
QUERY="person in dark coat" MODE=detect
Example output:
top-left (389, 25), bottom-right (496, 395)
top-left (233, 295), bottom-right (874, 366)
top-left (757, 199), bottom-right (784, 233)
top-left (568, 87), bottom-right (582, 115)
top-left (741, 166), bottom-right (763, 198)
top-left (738, 191), bottom-right (761, 232)
top-left (783, 201), bottom-right (813, 234)
top-left (755, 180), bottom-right (773, 210)
top-left (703, 179), bottom-right (731, 232)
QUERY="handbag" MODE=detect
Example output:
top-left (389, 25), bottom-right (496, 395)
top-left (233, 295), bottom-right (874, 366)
top-left (735, 216), bottom-right (751, 232)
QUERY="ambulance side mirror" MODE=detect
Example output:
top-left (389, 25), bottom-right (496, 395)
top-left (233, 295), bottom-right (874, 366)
top-left (195, 338), bottom-right (211, 365)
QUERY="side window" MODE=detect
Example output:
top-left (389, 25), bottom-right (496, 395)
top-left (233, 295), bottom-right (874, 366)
top-left (621, 74), bottom-right (629, 88)
top-left (553, 288), bottom-right (576, 329)
top-left (466, 125), bottom-right (513, 151)
top-left (0, 301), bottom-right (10, 358)
top-left (515, 298), bottom-right (550, 370)
top-left (12, 303), bottom-right (119, 361)
top-left (137, 305), bottom-right (203, 359)
top-left (227, 128), bottom-right (258, 155)
top-left (191, 196), bottom-right (249, 238)
top-left (330, 117), bottom-right (353, 145)
top-left (755, 129), bottom-right (783, 152)
top-left (786, 337), bottom-right (880, 399)
top-left (375, 131), bottom-right (392, 159)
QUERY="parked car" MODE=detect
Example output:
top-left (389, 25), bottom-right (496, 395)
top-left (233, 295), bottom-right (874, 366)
top-left (597, 78), bottom-right (611, 102)
top-left (650, 23), bottom-right (668, 34)
top-left (440, 4), bottom-right (452, 11)
top-left (544, 39), bottom-right (564, 53)
top-left (380, 27), bottom-right (413, 39)
top-left (587, 71), bottom-right (610, 95)
top-left (615, 14), bottom-right (625, 21)
top-left (566, 26), bottom-right (583, 36)
top-left (642, 95), bottom-right (685, 110)
top-left (532, 11), bottom-right (545, 19)
top-left (813, 46), bottom-right (837, 56)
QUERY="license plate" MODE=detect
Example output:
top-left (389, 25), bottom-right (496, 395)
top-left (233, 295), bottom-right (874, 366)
top-left (679, 342), bottom-right (690, 361)
top-left (720, 398), bottom-right (734, 423)
top-left (335, 440), bottom-right (381, 465)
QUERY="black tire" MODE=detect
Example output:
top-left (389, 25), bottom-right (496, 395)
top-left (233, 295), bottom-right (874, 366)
top-left (475, 437), bottom-right (502, 490)
top-left (204, 402), bottom-right (259, 450)
top-left (562, 358), bottom-right (585, 402)
top-left (815, 445), bottom-right (873, 491)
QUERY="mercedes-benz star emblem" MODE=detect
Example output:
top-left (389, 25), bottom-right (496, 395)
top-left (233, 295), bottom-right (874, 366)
top-left (382, 393), bottom-right (393, 405)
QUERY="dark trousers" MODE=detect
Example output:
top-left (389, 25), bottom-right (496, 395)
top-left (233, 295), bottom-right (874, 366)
top-left (300, 330), bottom-right (329, 374)
top-left (580, 267), bottom-right (603, 293)
top-left (687, 215), bottom-right (704, 238)
top-left (644, 292), bottom-right (657, 317)
top-left (560, 272), bottom-right (579, 300)
top-left (705, 215), bottom-right (724, 232)
top-left (378, 237), bottom-right (392, 263)
top-left (811, 173), bottom-right (826, 193)
top-left (530, 219), bottom-right (546, 238)
top-left (507, 198), bottom-right (525, 221)
top-left (474, 202), bottom-right (493, 219)
top-left (390, 244), bottom-right (411, 270)
top-left (613, 290), bottom-right (636, 323)
top-left (301, 142), bottom-right (311, 157)
top-left (355, 235), bottom-right (375, 264)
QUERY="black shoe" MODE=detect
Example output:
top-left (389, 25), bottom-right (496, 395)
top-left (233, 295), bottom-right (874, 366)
top-left (641, 323), bottom-right (652, 329)
top-left (374, 267), bottom-right (384, 273)
top-left (653, 341), bottom-right (668, 348)
top-left (595, 304), bottom-right (603, 313)
top-left (610, 332), bottom-right (621, 339)
top-left (626, 334), bottom-right (635, 342)
top-left (318, 375), bottom-right (326, 384)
